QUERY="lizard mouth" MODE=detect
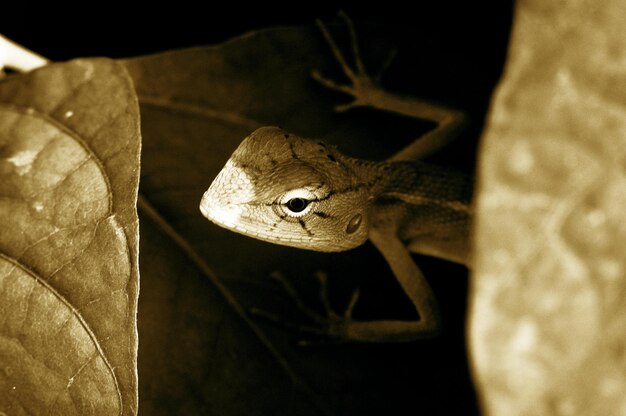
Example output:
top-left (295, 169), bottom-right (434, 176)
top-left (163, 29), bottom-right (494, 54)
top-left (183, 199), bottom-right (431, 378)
top-left (200, 187), bottom-right (246, 230)
top-left (199, 158), bottom-right (257, 230)
top-left (199, 195), bottom-right (210, 218)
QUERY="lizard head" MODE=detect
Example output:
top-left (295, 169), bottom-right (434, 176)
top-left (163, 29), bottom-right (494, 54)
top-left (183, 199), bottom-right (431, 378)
top-left (200, 126), bottom-right (375, 252)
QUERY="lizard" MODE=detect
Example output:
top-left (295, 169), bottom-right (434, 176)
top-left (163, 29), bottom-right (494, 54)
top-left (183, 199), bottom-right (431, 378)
top-left (199, 13), bottom-right (473, 343)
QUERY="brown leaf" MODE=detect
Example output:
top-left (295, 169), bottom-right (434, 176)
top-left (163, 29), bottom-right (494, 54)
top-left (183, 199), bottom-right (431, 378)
top-left (124, 24), bottom-right (480, 415)
top-left (0, 59), bottom-right (140, 415)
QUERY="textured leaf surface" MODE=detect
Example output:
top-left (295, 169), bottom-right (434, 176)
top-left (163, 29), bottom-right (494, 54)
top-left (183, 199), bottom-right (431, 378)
top-left (471, 0), bottom-right (626, 414)
top-left (123, 20), bottom-right (505, 414)
top-left (0, 59), bottom-right (140, 414)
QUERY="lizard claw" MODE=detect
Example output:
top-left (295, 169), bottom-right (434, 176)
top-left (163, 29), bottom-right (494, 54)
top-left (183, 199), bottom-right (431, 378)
top-left (310, 69), bottom-right (354, 95)
top-left (313, 271), bottom-right (360, 320)
top-left (312, 11), bottom-right (394, 111)
top-left (311, 69), bottom-right (364, 112)
top-left (249, 270), bottom-right (362, 345)
top-left (374, 48), bottom-right (398, 83)
top-left (333, 101), bottom-right (362, 113)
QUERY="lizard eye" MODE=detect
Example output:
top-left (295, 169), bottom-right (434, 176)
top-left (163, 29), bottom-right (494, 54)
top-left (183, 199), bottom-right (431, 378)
top-left (277, 188), bottom-right (317, 217)
top-left (286, 197), bottom-right (309, 213)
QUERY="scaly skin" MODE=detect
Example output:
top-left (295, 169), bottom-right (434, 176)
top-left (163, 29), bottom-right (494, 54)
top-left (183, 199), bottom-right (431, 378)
top-left (200, 127), bottom-right (472, 342)
top-left (200, 14), bottom-right (472, 342)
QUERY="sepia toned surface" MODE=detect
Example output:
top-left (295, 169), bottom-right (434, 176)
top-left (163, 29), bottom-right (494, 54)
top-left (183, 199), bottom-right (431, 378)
top-left (1, 6), bottom-right (515, 413)
top-left (0, 60), bottom-right (141, 414)
top-left (471, 0), bottom-right (626, 414)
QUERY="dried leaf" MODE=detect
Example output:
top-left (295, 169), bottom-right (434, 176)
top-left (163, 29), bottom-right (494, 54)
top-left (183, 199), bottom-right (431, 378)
top-left (0, 59), bottom-right (140, 415)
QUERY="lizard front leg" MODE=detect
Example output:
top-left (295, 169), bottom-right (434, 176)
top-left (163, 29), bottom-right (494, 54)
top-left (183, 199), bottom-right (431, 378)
top-left (314, 12), bottom-right (467, 161)
top-left (361, 228), bottom-right (441, 341)
top-left (252, 225), bottom-right (442, 343)
top-left (253, 258), bottom-right (439, 344)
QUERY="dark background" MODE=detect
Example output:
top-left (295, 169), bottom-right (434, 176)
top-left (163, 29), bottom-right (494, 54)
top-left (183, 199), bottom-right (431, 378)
top-left (4, 4), bottom-right (513, 66)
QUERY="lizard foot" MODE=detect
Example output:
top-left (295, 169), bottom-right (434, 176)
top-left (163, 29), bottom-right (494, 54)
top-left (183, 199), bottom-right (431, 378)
top-left (312, 11), bottom-right (397, 112)
top-left (250, 270), bottom-right (360, 345)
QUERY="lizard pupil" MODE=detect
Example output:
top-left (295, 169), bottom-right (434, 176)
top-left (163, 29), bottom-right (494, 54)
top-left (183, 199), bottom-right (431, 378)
top-left (286, 198), bottom-right (309, 213)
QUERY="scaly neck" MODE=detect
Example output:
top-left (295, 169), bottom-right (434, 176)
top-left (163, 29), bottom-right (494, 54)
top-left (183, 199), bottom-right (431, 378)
top-left (344, 156), bottom-right (473, 215)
